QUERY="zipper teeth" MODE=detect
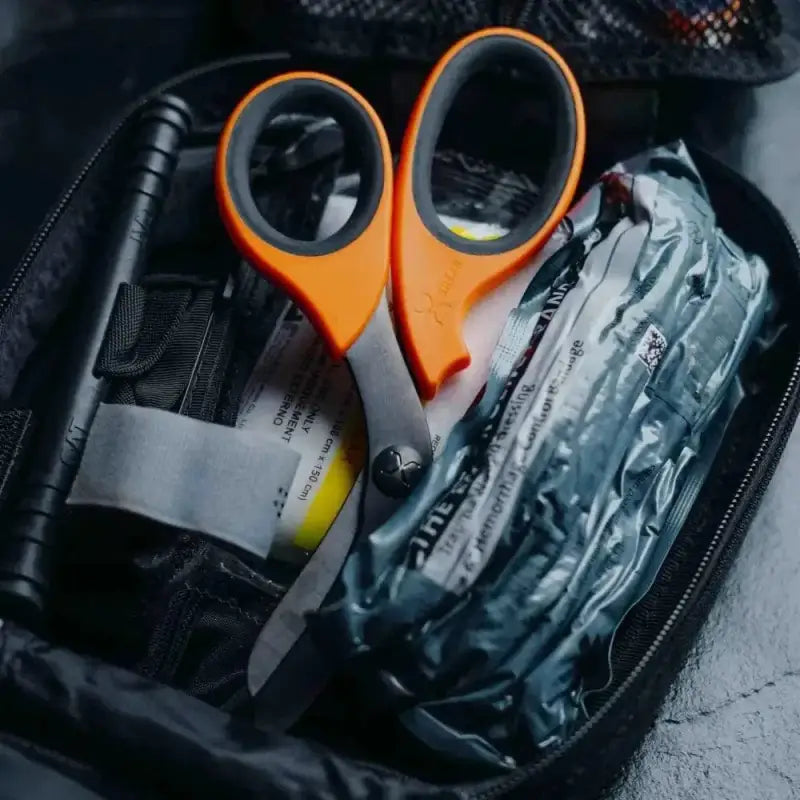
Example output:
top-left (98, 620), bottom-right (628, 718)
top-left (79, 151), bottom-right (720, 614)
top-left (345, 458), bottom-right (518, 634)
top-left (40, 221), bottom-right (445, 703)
top-left (0, 52), bottom-right (287, 320)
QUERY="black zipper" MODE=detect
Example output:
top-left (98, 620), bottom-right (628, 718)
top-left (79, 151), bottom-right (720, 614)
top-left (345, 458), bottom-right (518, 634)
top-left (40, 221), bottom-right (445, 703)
top-left (474, 160), bottom-right (800, 798)
top-left (0, 53), bottom-right (288, 323)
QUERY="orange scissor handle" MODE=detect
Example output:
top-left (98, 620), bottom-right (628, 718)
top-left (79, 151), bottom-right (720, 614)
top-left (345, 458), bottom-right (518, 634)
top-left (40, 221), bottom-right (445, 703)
top-left (393, 27), bottom-right (586, 400)
top-left (216, 72), bottom-right (393, 359)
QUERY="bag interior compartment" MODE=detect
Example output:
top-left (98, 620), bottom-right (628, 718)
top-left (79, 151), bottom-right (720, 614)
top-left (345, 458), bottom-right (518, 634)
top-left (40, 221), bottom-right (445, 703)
top-left (1, 59), bottom-right (799, 792)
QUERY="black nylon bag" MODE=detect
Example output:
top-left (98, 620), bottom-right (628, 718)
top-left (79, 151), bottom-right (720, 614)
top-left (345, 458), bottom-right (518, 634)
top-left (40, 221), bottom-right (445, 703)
top-left (0, 54), bottom-right (799, 799)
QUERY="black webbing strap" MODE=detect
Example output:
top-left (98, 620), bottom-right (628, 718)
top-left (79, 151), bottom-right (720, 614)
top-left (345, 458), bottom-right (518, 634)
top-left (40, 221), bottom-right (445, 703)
top-left (96, 275), bottom-right (230, 418)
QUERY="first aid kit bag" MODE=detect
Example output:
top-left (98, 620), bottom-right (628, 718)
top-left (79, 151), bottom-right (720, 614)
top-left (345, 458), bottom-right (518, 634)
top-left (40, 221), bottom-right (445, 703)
top-left (0, 51), bottom-right (799, 800)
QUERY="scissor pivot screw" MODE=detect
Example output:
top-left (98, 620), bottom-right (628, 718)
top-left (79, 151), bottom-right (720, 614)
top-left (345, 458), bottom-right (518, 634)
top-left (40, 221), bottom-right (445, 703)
top-left (372, 446), bottom-right (425, 499)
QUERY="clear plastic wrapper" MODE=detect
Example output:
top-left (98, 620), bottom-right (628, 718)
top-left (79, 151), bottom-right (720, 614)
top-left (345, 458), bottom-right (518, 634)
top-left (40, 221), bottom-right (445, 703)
top-left (309, 142), bottom-right (774, 769)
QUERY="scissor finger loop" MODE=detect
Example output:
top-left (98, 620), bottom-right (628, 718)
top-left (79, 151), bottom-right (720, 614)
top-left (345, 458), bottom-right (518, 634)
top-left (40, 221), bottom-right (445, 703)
top-left (216, 70), bottom-right (433, 524)
top-left (394, 27), bottom-right (586, 399)
top-left (216, 72), bottom-right (395, 360)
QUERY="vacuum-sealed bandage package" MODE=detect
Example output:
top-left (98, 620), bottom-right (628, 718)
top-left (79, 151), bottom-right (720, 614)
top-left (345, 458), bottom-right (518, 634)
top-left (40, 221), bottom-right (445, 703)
top-left (309, 143), bottom-right (774, 769)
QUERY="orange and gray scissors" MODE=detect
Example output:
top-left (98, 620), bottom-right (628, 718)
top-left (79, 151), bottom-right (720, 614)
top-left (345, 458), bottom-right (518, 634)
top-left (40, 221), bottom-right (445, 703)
top-left (216, 26), bottom-right (585, 722)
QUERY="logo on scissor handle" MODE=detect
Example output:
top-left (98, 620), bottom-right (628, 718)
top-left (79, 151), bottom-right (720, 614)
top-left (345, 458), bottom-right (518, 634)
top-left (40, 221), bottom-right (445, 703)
top-left (415, 293), bottom-right (453, 326)
top-left (414, 257), bottom-right (463, 326)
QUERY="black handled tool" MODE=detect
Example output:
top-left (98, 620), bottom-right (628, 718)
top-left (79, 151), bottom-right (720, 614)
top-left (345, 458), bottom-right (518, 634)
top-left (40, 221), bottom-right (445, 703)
top-left (0, 94), bottom-right (193, 625)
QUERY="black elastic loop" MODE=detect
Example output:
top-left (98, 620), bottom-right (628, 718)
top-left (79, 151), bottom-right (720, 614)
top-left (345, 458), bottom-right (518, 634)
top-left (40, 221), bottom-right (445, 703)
top-left (412, 34), bottom-right (580, 256)
top-left (224, 78), bottom-right (385, 257)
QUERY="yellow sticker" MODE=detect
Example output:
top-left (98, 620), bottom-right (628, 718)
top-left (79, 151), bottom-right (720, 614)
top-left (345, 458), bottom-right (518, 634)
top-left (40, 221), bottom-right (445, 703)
top-left (448, 223), bottom-right (504, 241)
top-left (292, 410), bottom-right (366, 551)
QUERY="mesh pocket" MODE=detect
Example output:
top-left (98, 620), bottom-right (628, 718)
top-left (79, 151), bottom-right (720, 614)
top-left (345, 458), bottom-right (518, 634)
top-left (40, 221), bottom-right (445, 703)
top-left (252, 0), bottom-right (800, 81)
top-left (512, 0), bottom-right (790, 79)
top-left (509, 0), bottom-right (780, 46)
